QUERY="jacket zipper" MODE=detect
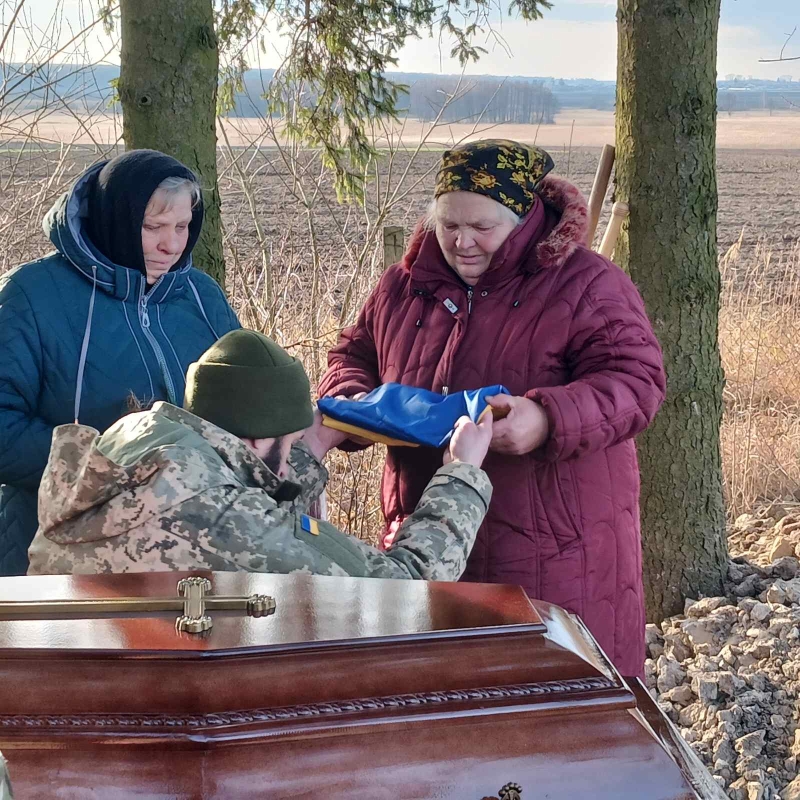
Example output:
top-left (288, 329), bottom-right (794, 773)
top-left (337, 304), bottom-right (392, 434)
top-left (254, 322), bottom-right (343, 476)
top-left (441, 285), bottom-right (475, 396)
top-left (138, 279), bottom-right (177, 404)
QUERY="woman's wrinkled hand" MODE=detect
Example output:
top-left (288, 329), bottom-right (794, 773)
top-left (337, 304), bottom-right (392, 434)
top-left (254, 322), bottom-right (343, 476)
top-left (486, 394), bottom-right (550, 456)
top-left (444, 412), bottom-right (493, 469)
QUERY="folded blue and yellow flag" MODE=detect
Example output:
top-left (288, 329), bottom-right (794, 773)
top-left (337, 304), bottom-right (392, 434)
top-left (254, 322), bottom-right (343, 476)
top-left (318, 383), bottom-right (510, 448)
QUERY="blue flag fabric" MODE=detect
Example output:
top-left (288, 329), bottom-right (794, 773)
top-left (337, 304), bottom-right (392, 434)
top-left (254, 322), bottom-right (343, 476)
top-left (318, 383), bottom-right (510, 448)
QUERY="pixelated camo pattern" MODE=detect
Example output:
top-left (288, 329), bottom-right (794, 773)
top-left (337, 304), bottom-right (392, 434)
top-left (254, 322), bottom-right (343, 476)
top-left (28, 403), bottom-right (491, 581)
top-left (0, 752), bottom-right (12, 800)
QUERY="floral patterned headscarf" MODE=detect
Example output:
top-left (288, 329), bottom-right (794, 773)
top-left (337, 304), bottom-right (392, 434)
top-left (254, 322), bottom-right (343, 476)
top-left (434, 139), bottom-right (555, 216)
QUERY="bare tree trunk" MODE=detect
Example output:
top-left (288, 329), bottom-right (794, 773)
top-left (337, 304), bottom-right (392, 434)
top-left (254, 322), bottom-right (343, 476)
top-left (118, 0), bottom-right (224, 285)
top-left (615, 0), bottom-right (728, 622)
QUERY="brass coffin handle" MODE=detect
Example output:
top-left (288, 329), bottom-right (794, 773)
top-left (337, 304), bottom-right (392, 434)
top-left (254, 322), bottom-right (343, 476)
top-left (176, 577), bottom-right (276, 632)
top-left (175, 577), bottom-right (213, 633)
top-left (0, 577), bottom-right (276, 635)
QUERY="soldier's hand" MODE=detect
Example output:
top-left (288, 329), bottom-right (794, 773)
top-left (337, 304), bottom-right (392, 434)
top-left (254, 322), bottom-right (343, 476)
top-left (304, 409), bottom-right (347, 461)
top-left (444, 412), bottom-right (493, 468)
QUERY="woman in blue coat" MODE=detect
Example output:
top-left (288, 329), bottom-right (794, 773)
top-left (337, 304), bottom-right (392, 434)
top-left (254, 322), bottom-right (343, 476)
top-left (0, 150), bottom-right (240, 574)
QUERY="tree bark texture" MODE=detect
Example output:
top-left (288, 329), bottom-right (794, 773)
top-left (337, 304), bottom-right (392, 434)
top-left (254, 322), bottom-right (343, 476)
top-left (119, 0), bottom-right (224, 285)
top-left (615, 0), bottom-right (728, 622)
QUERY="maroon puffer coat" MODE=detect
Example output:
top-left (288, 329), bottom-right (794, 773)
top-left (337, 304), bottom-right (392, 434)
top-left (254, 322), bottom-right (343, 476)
top-left (318, 176), bottom-right (665, 677)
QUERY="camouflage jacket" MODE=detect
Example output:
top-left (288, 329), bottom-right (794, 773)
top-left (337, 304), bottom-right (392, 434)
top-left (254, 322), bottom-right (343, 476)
top-left (0, 752), bottom-right (12, 800)
top-left (27, 403), bottom-right (492, 580)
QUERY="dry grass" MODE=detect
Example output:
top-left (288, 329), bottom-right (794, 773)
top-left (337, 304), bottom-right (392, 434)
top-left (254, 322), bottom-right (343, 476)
top-left (719, 235), bottom-right (800, 519)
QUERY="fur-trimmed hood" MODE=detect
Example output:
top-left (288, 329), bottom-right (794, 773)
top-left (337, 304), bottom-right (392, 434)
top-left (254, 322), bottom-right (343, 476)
top-left (533, 175), bottom-right (590, 269)
top-left (401, 175), bottom-right (589, 283)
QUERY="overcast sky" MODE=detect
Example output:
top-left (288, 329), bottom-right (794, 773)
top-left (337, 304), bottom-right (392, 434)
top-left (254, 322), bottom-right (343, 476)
top-left (392, 0), bottom-right (800, 81)
top-left (11, 0), bottom-right (800, 82)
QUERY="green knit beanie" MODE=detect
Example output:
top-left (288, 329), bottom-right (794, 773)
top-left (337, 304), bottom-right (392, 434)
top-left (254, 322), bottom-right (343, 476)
top-left (184, 330), bottom-right (314, 439)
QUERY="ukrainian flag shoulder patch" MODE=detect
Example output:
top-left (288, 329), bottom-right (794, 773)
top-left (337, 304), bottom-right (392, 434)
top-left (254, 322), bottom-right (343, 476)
top-left (301, 515), bottom-right (320, 536)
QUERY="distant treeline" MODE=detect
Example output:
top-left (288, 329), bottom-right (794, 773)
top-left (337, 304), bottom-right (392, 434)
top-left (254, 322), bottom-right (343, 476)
top-left (4, 63), bottom-right (798, 119)
top-left (718, 88), bottom-right (800, 113)
top-left (389, 73), bottom-right (558, 124)
top-left (4, 64), bottom-right (560, 124)
top-left (233, 71), bottom-right (559, 124)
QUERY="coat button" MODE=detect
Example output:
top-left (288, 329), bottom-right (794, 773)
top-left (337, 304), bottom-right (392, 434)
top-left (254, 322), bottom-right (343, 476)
top-left (481, 290), bottom-right (489, 297)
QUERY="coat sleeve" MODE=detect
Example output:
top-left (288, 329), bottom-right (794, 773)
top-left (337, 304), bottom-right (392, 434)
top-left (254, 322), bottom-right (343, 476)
top-left (285, 441), bottom-right (327, 512)
top-left (371, 461), bottom-right (492, 580)
top-left (527, 263), bottom-right (666, 462)
top-left (318, 289), bottom-right (380, 400)
top-left (174, 462), bottom-right (490, 580)
top-left (0, 277), bottom-right (56, 489)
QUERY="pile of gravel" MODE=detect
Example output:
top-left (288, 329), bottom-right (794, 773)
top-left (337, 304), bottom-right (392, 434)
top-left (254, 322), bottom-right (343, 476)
top-left (646, 503), bottom-right (800, 800)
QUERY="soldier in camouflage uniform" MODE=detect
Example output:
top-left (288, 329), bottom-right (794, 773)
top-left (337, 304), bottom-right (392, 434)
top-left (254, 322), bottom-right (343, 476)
top-left (28, 330), bottom-right (493, 580)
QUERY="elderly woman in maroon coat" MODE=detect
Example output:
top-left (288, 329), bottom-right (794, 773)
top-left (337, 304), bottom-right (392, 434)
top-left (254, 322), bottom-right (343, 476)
top-left (318, 140), bottom-right (665, 677)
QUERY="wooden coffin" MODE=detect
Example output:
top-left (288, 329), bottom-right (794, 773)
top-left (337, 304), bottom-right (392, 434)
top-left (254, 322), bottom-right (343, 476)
top-left (0, 571), bottom-right (723, 799)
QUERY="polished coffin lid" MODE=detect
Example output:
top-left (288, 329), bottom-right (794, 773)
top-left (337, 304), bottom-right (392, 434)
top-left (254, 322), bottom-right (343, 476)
top-left (0, 571), bottom-right (723, 799)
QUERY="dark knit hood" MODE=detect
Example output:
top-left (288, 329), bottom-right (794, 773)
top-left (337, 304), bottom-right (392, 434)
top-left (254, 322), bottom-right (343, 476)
top-left (83, 149), bottom-right (204, 275)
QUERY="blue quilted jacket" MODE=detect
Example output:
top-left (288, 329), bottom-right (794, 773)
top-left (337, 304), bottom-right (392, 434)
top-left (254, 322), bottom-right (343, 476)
top-left (0, 164), bottom-right (240, 574)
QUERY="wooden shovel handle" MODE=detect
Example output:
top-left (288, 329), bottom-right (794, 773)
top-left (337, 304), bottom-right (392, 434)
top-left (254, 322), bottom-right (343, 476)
top-left (586, 144), bottom-right (616, 247)
top-left (598, 202), bottom-right (630, 260)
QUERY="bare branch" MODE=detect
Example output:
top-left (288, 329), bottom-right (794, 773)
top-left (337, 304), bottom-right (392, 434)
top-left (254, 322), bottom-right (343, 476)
top-left (780, 26), bottom-right (797, 60)
top-left (759, 26), bottom-right (799, 62)
top-left (0, 0), bottom-right (26, 58)
top-left (0, 4), bottom-right (118, 106)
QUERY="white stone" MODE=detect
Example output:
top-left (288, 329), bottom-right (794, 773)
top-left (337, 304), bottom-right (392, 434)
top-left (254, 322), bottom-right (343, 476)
top-left (735, 730), bottom-right (766, 758)
top-left (686, 596), bottom-right (727, 618)
top-left (746, 781), bottom-right (765, 800)
top-left (729, 778), bottom-right (748, 800)
top-left (693, 676), bottom-right (719, 704)
top-left (663, 684), bottom-right (693, 706)
top-left (777, 517), bottom-right (800, 536)
top-left (772, 579), bottom-right (800, 604)
top-left (734, 574), bottom-right (764, 597)
top-left (750, 602), bottom-right (773, 622)
top-left (766, 584), bottom-right (788, 605)
top-left (681, 619), bottom-right (717, 646)
top-left (713, 736), bottom-right (737, 765)
top-left (649, 545), bottom-right (800, 798)
top-left (718, 671), bottom-right (745, 696)
top-left (678, 703), bottom-right (704, 727)
top-left (656, 655), bottom-right (686, 693)
top-left (768, 537), bottom-right (797, 562)
top-left (645, 623), bottom-right (662, 645)
top-left (783, 776), bottom-right (800, 800)
top-left (770, 556), bottom-right (799, 580)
